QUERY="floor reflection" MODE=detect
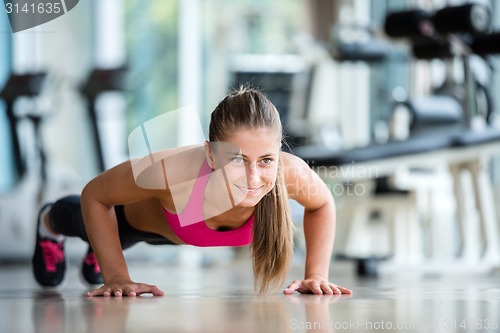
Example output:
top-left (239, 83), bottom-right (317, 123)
top-left (0, 263), bottom-right (498, 333)
top-left (32, 291), bottom-right (65, 333)
top-left (20, 283), bottom-right (500, 333)
top-left (28, 290), bottom-right (353, 333)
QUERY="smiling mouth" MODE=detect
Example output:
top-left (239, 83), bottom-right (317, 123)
top-left (234, 184), bottom-right (264, 194)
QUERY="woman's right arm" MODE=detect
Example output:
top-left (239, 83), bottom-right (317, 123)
top-left (81, 160), bottom-right (166, 297)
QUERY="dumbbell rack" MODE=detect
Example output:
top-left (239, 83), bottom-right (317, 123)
top-left (384, 3), bottom-right (500, 270)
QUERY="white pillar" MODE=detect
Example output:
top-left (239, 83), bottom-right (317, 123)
top-left (94, 0), bottom-right (127, 168)
top-left (178, 0), bottom-right (205, 145)
top-left (94, 0), bottom-right (125, 68)
top-left (177, 0), bottom-right (206, 268)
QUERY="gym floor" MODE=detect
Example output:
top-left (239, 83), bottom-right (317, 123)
top-left (1, 257), bottom-right (499, 333)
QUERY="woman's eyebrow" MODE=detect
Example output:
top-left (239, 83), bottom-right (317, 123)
top-left (226, 153), bottom-right (277, 158)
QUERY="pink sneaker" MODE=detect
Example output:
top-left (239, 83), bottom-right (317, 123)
top-left (32, 204), bottom-right (67, 288)
top-left (81, 247), bottom-right (103, 285)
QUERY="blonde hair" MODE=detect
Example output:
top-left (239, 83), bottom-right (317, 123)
top-left (209, 87), bottom-right (294, 294)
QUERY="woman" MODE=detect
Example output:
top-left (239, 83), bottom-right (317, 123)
top-left (32, 87), bottom-right (352, 296)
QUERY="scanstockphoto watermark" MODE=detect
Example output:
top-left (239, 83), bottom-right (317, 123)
top-left (3, 0), bottom-right (80, 33)
top-left (290, 318), bottom-right (499, 331)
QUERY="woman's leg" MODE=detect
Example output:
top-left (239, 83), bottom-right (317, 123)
top-left (49, 195), bottom-right (108, 285)
top-left (48, 196), bottom-right (153, 249)
top-left (33, 195), bottom-right (102, 288)
top-left (33, 195), bottom-right (175, 288)
top-left (47, 195), bottom-right (90, 241)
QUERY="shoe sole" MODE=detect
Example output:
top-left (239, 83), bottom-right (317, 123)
top-left (78, 265), bottom-right (103, 289)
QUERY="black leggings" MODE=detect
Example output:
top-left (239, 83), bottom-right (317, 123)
top-left (48, 195), bottom-right (176, 249)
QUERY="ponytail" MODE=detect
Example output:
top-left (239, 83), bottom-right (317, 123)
top-left (251, 160), bottom-right (294, 294)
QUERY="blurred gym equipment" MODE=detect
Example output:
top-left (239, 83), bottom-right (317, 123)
top-left (0, 73), bottom-right (50, 260)
top-left (79, 67), bottom-right (127, 172)
top-left (230, 54), bottom-right (308, 149)
top-left (297, 2), bottom-right (500, 276)
top-left (0, 73), bottom-right (47, 183)
top-left (385, 2), bottom-right (498, 130)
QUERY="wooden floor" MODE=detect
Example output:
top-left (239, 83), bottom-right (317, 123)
top-left (1, 258), bottom-right (499, 333)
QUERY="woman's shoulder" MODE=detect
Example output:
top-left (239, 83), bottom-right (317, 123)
top-left (146, 144), bottom-right (205, 162)
top-left (131, 144), bottom-right (206, 190)
top-left (280, 151), bottom-right (310, 184)
top-left (280, 151), bottom-right (310, 171)
top-left (280, 151), bottom-right (321, 201)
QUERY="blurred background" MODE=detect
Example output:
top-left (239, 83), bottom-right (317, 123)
top-left (0, 0), bottom-right (499, 277)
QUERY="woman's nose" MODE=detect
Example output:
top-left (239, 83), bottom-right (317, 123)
top-left (246, 164), bottom-right (261, 184)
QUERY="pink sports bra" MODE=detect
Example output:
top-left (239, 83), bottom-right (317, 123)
top-left (162, 160), bottom-right (254, 247)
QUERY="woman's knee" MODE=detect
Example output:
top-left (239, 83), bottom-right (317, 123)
top-left (49, 195), bottom-right (88, 241)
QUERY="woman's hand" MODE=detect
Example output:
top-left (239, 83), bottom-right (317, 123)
top-left (283, 275), bottom-right (352, 295)
top-left (86, 278), bottom-right (165, 297)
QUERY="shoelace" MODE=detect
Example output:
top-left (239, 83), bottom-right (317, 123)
top-left (84, 252), bottom-right (101, 273)
top-left (40, 240), bottom-right (64, 273)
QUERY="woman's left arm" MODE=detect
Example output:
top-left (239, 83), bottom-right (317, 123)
top-left (281, 153), bottom-right (352, 295)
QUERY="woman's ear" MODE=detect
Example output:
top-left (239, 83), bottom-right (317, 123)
top-left (204, 140), bottom-right (215, 170)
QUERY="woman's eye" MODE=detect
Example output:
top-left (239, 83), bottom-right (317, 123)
top-left (262, 158), bottom-right (273, 164)
top-left (232, 157), bottom-right (244, 164)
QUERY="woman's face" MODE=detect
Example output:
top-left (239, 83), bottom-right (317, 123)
top-left (211, 127), bottom-right (281, 208)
